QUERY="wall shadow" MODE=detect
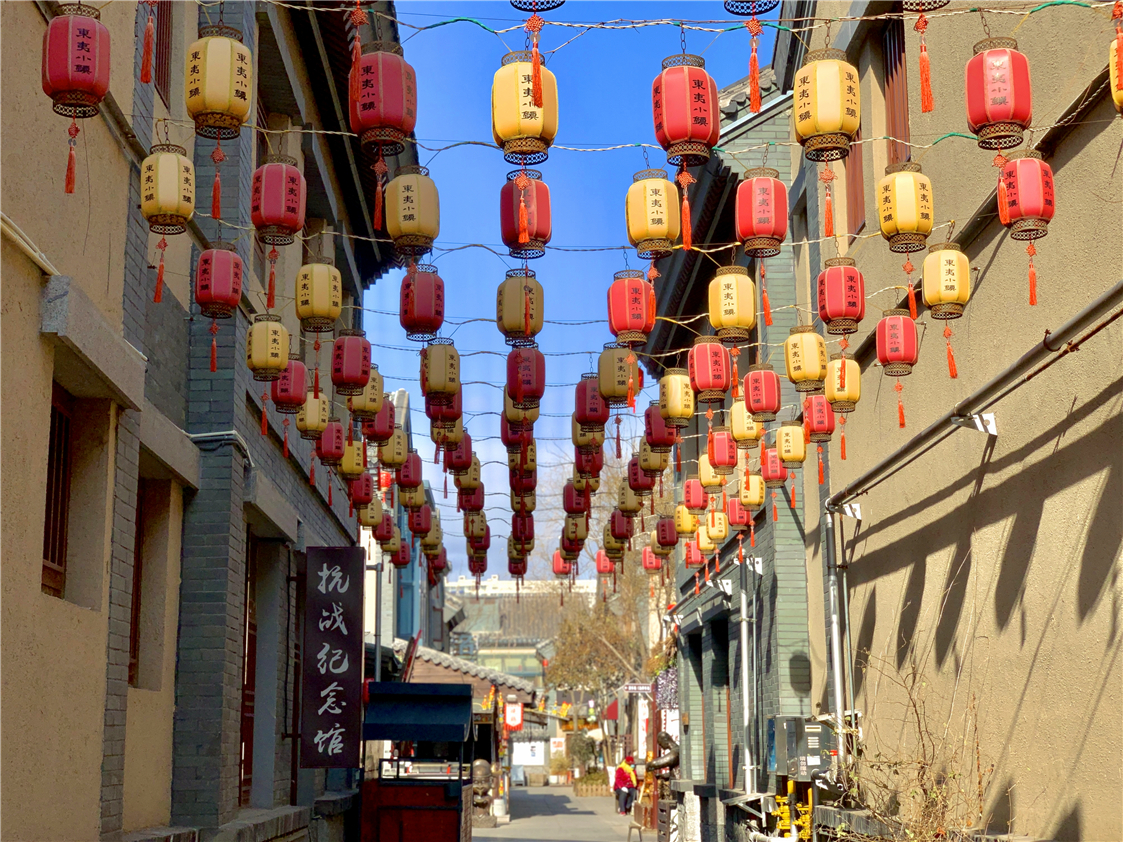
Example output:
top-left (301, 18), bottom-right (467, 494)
top-left (853, 586), bottom-right (877, 696)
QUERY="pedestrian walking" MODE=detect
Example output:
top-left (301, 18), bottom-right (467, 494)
top-left (614, 755), bottom-right (638, 814)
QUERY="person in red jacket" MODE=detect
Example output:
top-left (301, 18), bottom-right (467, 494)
top-left (613, 756), bottom-right (637, 814)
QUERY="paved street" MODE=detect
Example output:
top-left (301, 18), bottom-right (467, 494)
top-left (475, 786), bottom-right (633, 842)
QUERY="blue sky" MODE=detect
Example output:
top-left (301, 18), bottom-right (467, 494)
top-left (361, 2), bottom-right (777, 579)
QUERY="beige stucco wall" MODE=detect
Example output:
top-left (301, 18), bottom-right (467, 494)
top-left (815, 4), bottom-right (1123, 839)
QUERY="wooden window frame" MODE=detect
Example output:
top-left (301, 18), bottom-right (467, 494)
top-left (239, 536), bottom-right (259, 806)
top-left (847, 128), bottom-right (866, 240)
top-left (883, 19), bottom-right (911, 166)
top-left (42, 384), bottom-right (74, 598)
top-left (153, 0), bottom-right (173, 108)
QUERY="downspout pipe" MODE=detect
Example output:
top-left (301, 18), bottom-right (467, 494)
top-left (822, 511), bottom-right (848, 772)
top-left (739, 557), bottom-right (755, 792)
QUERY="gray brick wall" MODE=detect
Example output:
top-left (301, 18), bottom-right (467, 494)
top-left (145, 280), bottom-right (190, 427)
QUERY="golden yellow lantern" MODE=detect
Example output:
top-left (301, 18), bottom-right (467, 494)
top-left (399, 482), bottom-right (426, 510)
top-left (708, 266), bottom-right (757, 343)
top-left (564, 514), bottom-right (589, 542)
top-left (698, 454), bottom-right (723, 496)
top-left (1112, 37), bottom-right (1123, 115)
top-left (504, 388), bottom-right (540, 427)
top-left (659, 368), bottom-right (694, 428)
top-left (705, 510), bottom-right (729, 543)
top-left (464, 511), bottom-right (488, 540)
top-left (435, 417), bottom-right (466, 448)
top-left (825, 353), bottom-right (860, 413)
top-left (296, 257), bottom-right (342, 332)
top-left (877, 162), bottom-right (934, 253)
top-left (185, 24), bottom-right (252, 139)
top-left (496, 268), bottom-right (544, 346)
top-left (572, 472), bottom-right (599, 494)
top-left (674, 504), bottom-right (698, 536)
top-left (777, 420), bottom-right (807, 468)
top-left (730, 400), bottom-right (764, 449)
top-left (358, 498), bottom-right (383, 528)
top-left (598, 343), bottom-right (639, 408)
top-left (625, 169), bottom-right (682, 259)
top-left (246, 314), bottom-right (289, 381)
top-left (379, 426), bottom-right (408, 469)
top-left (740, 471), bottom-right (765, 509)
top-left (793, 49), bottom-right (860, 161)
top-left (511, 488), bottom-right (536, 513)
top-left (349, 368), bottom-right (384, 420)
top-left (603, 525), bottom-right (626, 556)
top-left (572, 416), bottom-right (605, 450)
top-left (297, 391), bottom-right (330, 440)
top-left (922, 242), bottom-right (970, 318)
top-left (509, 533), bottom-right (535, 556)
top-left (338, 440), bottom-right (365, 479)
top-left (386, 165), bottom-right (440, 255)
top-left (421, 520), bottom-right (443, 552)
top-left (784, 325), bottom-right (828, 393)
top-left (696, 527), bottom-right (716, 554)
top-left (422, 338), bottom-right (460, 399)
top-left (141, 144), bottom-right (195, 234)
top-left (639, 441), bottom-right (669, 477)
top-left (491, 51), bottom-right (559, 164)
top-left (618, 483), bottom-right (642, 516)
top-left (507, 439), bottom-right (537, 472)
top-left (381, 526), bottom-right (401, 553)
top-left (458, 456), bottom-right (482, 491)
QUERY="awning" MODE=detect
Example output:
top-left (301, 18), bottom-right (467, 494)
top-left (604, 699), bottom-right (619, 720)
top-left (363, 682), bottom-right (472, 743)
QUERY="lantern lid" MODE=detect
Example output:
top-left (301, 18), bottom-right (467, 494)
top-left (506, 169), bottom-right (542, 181)
top-left (263, 154), bottom-right (298, 167)
top-left (1007, 149), bottom-right (1044, 161)
top-left (712, 424), bottom-right (730, 433)
top-left (360, 41), bottom-right (405, 56)
top-left (882, 308), bottom-right (911, 318)
top-left (429, 337), bottom-right (455, 347)
top-left (208, 241), bottom-right (238, 252)
top-left (57, 3), bottom-right (102, 19)
top-left (603, 341), bottom-right (626, 351)
top-left (150, 143), bottom-right (187, 157)
top-left (661, 54), bottom-right (706, 70)
top-left (500, 50), bottom-right (541, 66)
top-left (973, 36), bottom-right (1018, 54)
top-left (789, 324), bottom-right (817, 335)
top-left (928, 241), bottom-right (961, 253)
top-left (886, 161), bottom-right (922, 175)
top-left (829, 352), bottom-right (851, 361)
top-left (802, 48), bottom-right (848, 65)
top-left (304, 254), bottom-right (335, 266)
top-left (663, 367), bottom-right (688, 377)
top-left (824, 256), bottom-right (856, 267)
top-left (338, 328), bottom-right (366, 338)
top-left (581, 372), bottom-right (598, 380)
top-left (614, 269), bottom-right (645, 280)
top-left (745, 167), bottom-right (780, 180)
top-left (505, 267), bottom-right (537, 280)
top-left (395, 164), bottom-right (430, 177)
top-left (693, 335), bottom-right (721, 346)
top-left (289, 351), bottom-right (302, 361)
top-left (327, 415), bottom-right (341, 423)
top-left (254, 313), bottom-right (282, 323)
top-left (747, 362), bottom-right (774, 372)
top-left (715, 265), bottom-right (750, 278)
top-left (781, 419), bottom-right (802, 428)
top-left (633, 169), bottom-right (669, 183)
top-left (199, 23), bottom-right (243, 41)
top-left (510, 0), bottom-right (565, 11)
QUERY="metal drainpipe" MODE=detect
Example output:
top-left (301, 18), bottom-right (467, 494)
top-left (822, 511), bottom-right (848, 772)
top-left (739, 556), bottom-right (754, 792)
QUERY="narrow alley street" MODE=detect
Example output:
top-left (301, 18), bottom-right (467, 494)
top-left (475, 788), bottom-right (633, 842)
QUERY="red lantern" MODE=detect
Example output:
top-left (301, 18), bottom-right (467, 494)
top-left (683, 478), bottom-right (706, 512)
top-left (735, 167), bottom-right (788, 257)
top-left (397, 450), bottom-right (423, 489)
top-left (687, 337), bottom-right (732, 403)
top-left (684, 541), bottom-right (704, 568)
top-left (876, 309), bottom-right (919, 376)
top-left (817, 257), bottom-right (865, 335)
top-left (509, 468), bottom-right (538, 495)
top-left (642, 547), bottom-right (663, 573)
top-left (501, 169), bottom-right (552, 259)
top-left (744, 363), bottom-right (782, 422)
top-left (195, 243), bottom-right (243, 320)
top-left (375, 512), bottom-right (395, 542)
top-left (595, 550), bottom-right (616, 576)
top-left (331, 330), bottom-right (371, 396)
top-left (426, 388), bottom-right (462, 429)
top-left (251, 155), bottom-right (307, 246)
top-left (575, 373), bottom-right (610, 432)
top-left (553, 551), bottom-right (572, 578)
top-left (652, 55), bottom-right (720, 166)
top-left (563, 481), bottom-right (588, 515)
top-left (443, 433), bottom-right (473, 475)
top-left (507, 345), bottom-right (546, 410)
top-left (575, 446), bottom-right (604, 478)
top-left (271, 354), bottom-right (307, 413)
top-left (508, 558), bottom-right (528, 578)
top-left (656, 517), bottom-right (678, 549)
top-left (429, 548), bottom-right (448, 574)
top-left (459, 484), bottom-right (485, 513)
top-left (561, 534), bottom-right (584, 556)
top-left (708, 427), bottom-right (738, 476)
top-left (761, 448), bottom-right (788, 488)
top-left (349, 43), bottom-right (417, 156)
top-left (607, 270), bottom-right (657, 347)
top-left (350, 472), bottom-right (375, 508)
top-left (998, 151), bottom-right (1055, 239)
top-left (500, 413), bottom-right (534, 455)
top-left (468, 555), bottom-right (488, 576)
top-left (42, 5), bottom-right (111, 194)
top-left (317, 418), bottom-right (345, 466)
top-left (469, 527), bottom-right (492, 555)
top-left (965, 37), bottom-right (1032, 150)
top-left (409, 504), bottom-right (432, 536)
top-left (806, 395), bottom-right (836, 441)
top-left (512, 513), bottom-right (535, 547)
top-left (644, 402), bottom-right (676, 454)
top-left (363, 399), bottom-right (395, 447)
top-left (391, 544), bottom-right (411, 568)
top-left (628, 456), bottom-right (656, 496)
top-left (400, 263), bottom-right (445, 342)
top-left (727, 497), bottom-right (750, 530)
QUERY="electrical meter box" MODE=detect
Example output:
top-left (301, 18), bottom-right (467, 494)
top-left (768, 717), bottom-right (838, 781)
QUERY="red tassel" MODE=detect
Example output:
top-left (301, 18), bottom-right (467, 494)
top-left (818, 446), bottom-right (824, 485)
top-left (738, 535), bottom-right (744, 565)
top-left (328, 477), bottom-right (333, 506)
top-left (680, 190), bottom-right (693, 251)
top-left (749, 39), bottom-right (761, 113)
top-left (373, 152), bottom-right (388, 230)
top-left (140, 12), bottom-right (154, 84)
top-left (350, 36), bottom-right (362, 105)
top-left (907, 282), bottom-right (918, 320)
top-left (531, 42), bottom-right (543, 109)
top-left (750, 519), bottom-right (756, 548)
top-left (790, 478), bottom-right (797, 510)
top-left (918, 41), bottom-right (933, 113)
top-left (363, 442), bottom-right (368, 468)
top-left (283, 421), bottom-right (290, 459)
top-left (839, 417), bottom-right (847, 461)
top-left (65, 143), bottom-right (77, 194)
top-left (616, 418), bottom-right (622, 460)
top-left (154, 238), bottom-right (167, 303)
top-left (997, 175), bottom-right (1010, 227)
top-left (772, 491), bottom-right (778, 522)
top-left (267, 248), bottom-right (277, 309)
top-left (896, 381), bottom-right (906, 429)
top-left (313, 365), bottom-right (320, 399)
top-left (1027, 243), bottom-right (1038, 306)
top-left (761, 262), bottom-right (773, 326)
top-left (944, 325), bottom-right (958, 379)
top-left (212, 167), bottom-right (222, 222)
top-left (838, 343), bottom-right (848, 390)
top-left (823, 186), bottom-right (834, 238)
top-left (261, 391), bottom-right (269, 436)
top-left (675, 440), bottom-right (682, 473)
top-left (310, 459), bottom-right (315, 486)
top-left (210, 336), bottom-right (218, 373)
top-left (518, 193), bottom-right (530, 244)
top-left (694, 573), bottom-right (700, 596)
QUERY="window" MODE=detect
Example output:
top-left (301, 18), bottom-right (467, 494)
top-left (154, 0), bottom-right (173, 107)
top-left (240, 536), bottom-right (259, 806)
top-left (847, 129), bottom-right (866, 239)
top-left (883, 19), bottom-right (910, 165)
top-left (42, 385), bottom-right (74, 597)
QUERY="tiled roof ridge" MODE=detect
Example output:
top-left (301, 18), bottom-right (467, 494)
top-left (391, 637), bottom-right (536, 694)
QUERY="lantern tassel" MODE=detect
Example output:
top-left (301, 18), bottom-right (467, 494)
top-left (518, 193), bottom-right (530, 245)
top-left (209, 319), bottom-right (219, 373)
top-left (267, 248), bottom-right (277, 309)
top-left (524, 285), bottom-right (532, 336)
top-left (328, 477), bottom-right (333, 507)
top-left (261, 391), bottom-right (269, 436)
top-left (313, 365), bottom-right (320, 399)
top-left (818, 445), bottom-right (825, 485)
top-left (65, 140), bottom-right (77, 195)
top-left (907, 281), bottom-right (918, 320)
top-left (1027, 243), bottom-right (1038, 306)
top-left (677, 167), bottom-right (696, 251)
top-left (823, 184), bottom-right (834, 238)
top-left (749, 41), bottom-right (761, 113)
top-left (616, 417), bottom-right (622, 460)
top-left (772, 490), bottom-right (778, 522)
top-left (738, 535), bottom-right (744, 565)
top-left (915, 13), bottom-right (934, 114)
top-left (790, 478), bottom-right (797, 510)
top-left (839, 416), bottom-right (847, 461)
top-left (896, 381), bottom-right (906, 429)
top-left (350, 35), bottom-right (362, 106)
top-left (760, 263), bottom-right (773, 326)
top-left (310, 458), bottom-right (315, 486)
top-left (944, 325), bottom-right (958, 379)
top-left (675, 439), bottom-right (682, 473)
top-left (154, 237), bottom-right (167, 303)
top-left (212, 167), bottom-right (222, 222)
top-left (140, 11), bottom-right (155, 84)
top-left (283, 422), bottom-right (290, 459)
top-left (531, 42), bottom-right (543, 110)
top-left (750, 519), bottom-right (756, 548)
top-left (997, 174), bottom-right (1011, 227)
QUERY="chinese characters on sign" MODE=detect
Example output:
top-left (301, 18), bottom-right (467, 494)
top-left (300, 547), bottom-right (364, 768)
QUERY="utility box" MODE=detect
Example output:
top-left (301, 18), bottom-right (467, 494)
top-left (768, 717), bottom-right (838, 781)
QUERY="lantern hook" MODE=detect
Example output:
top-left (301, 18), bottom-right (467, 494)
top-left (950, 412), bottom-right (997, 436)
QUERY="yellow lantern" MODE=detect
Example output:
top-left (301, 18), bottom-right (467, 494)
top-left (708, 266), bottom-right (757, 343)
top-left (399, 483), bottom-right (426, 510)
top-left (421, 520), bottom-right (443, 552)
top-left (381, 526), bottom-right (401, 553)
top-left (572, 416), bottom-right (605, 451)
top-left (705, 510), bottom-right (729, 544)
top-left (379, 426), bottom-right (408, 469)
top-left (877, 162), bottom-right (934, 253)
top-left (141, 144), bottom-right (195, 234)
top-left (246, 314), bottom-right (289, 381)
top-left (564, 514), bottom-right (589, 542)
top-left (422, 338), bottom-right (460, 399)
top-left (659, 368), bottom-right (694, 428)
top-left (730, 400), bottom-right (764, 449)
top-left (504, 389), bottom-right (540, 427)
top-left (296, 257), bottom-right (342, 332)
top-left (793, 49), bottom-right (860, 161)
top-left (922, 242), bottom-right (970, 318)
top-left (185, 24), bottom-right (252, 139)
top-left (626, 169), bottom-right (681, 259)
top-left (740, 472), bottom-right (765, 509)
top-left (698, 455), bottom-right (723, 497)
top-left (386, 165), bottom-right (440, 255)
top-left (511, 488), bottom-right (536, 514)
top-left (358, 498), bottom-right (383, 528)
top-left (464, 511), bottom-right (488, 540)
top-left (777, 420), bottom-right (807, 468)
top-left (349, 370), bottom-right (384, 422)
top-left (640, 441), bottom-right (669, 477)
top-left (507, 440), bottom-right (537, 472)
top-left (598, 343), bottom-right (639, 408)
top-left (338, 440), bottom-right (365, 479)
top-left (458, 456), bottom-right (482, 491)
top-left (696, 527), bottom-right (716, 554)
top-left (674, 504), bottom-right (698, 536)
top-left (297, 391), bottom-right (330, 440)
top-left (573, 472), bottom-right (599, 495)
top-left (618, 483), bottom-right (642, 516)
top-left (491, 51), bottom-right (559, 163)
top-left (496, 268), bottom-right (544, 345)
top-left (825, 354), bottom-right (860, 413)
top-left (1113, 37), bottom-right (1123, 115)
top-left (784, 325), bottom-right (828, 393)
top-left (603, 525), bottom-right (626, 557)
top-left (509, 533), bottom-right (535, 556)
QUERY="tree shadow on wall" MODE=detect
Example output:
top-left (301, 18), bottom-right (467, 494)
top-left (852, 586), bottom-right (876, 696)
